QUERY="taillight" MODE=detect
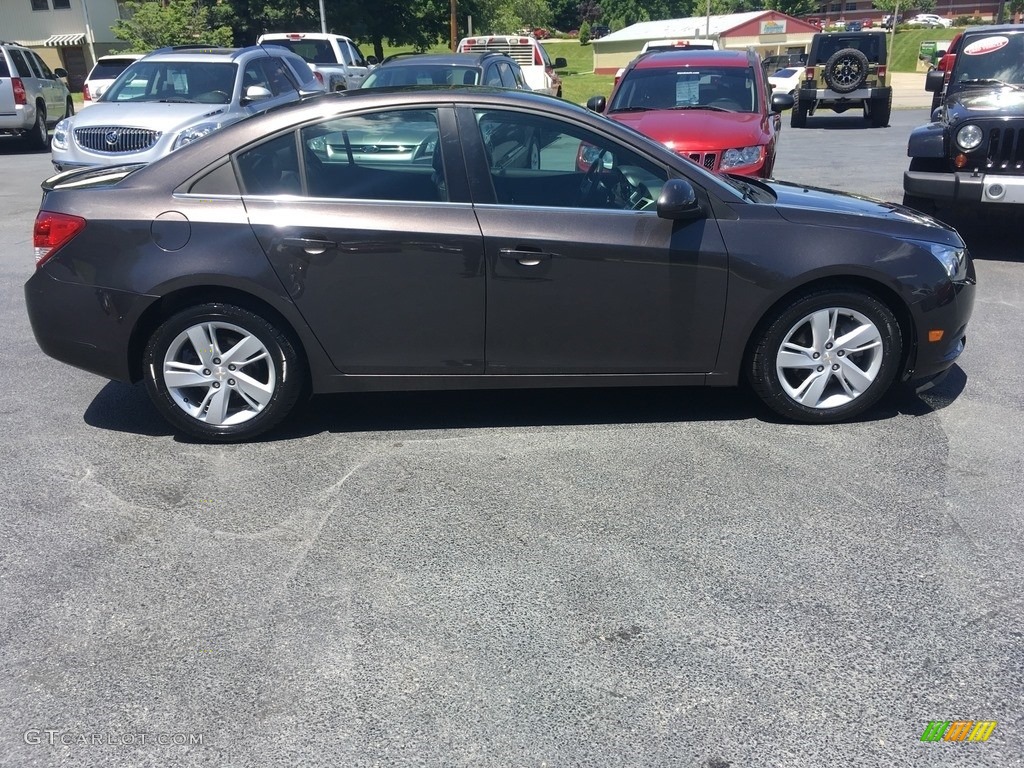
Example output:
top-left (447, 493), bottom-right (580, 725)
top-left (877, 65), bottom-right (887, 78)
top-left (12, 77), bottom-right (27, 106)
top-left (33, 211), bottom-right (86, 268)
top-left (82, 83), bottom-right (92, 101)
top-left (803, 67), bottom-right (814, 81)
top-left (533, 46), bottom-right (543, 65)
top-left (312, 71), bottom-right (324, 85)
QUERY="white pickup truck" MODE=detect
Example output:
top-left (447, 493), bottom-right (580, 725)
top-left (257, 32), bottom-right (375, 91)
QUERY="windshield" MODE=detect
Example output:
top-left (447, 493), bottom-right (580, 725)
top-left (104, 62), bottom-right (237, 104)
top-left (362, 65), bottom-right (480, 88)
top-left (953, 33), bottom-right (1024, 87)
top-left (610, 65), bottom-right (760, 113)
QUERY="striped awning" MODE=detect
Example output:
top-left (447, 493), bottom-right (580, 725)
top-left (44, 33), bottom-right (86, 46)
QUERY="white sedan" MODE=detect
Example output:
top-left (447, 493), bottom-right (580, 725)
top-left (768, 67), bottom-right (803, 95)
top-left (907, 13), bottom-right (953, 27)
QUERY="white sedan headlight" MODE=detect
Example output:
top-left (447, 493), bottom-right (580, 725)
top-left (52, 118), bottom-right (71, 150)
top-left (720, 146), bottom-right (763, 170)
top-left (172, 121), bottom-right (225, 152)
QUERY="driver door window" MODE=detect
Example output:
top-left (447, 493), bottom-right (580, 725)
top-left (472, 109), bottom-right (668, 212)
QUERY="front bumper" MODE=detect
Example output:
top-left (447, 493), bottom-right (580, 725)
top-left (903, 168), bottom-right (1024, 205)
top-left (25, 269), bottom-right (156, 383)
top-left (905, 276), bottom-right (975, 384)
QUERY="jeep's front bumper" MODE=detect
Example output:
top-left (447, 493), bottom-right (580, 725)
top-left (903, 169), bottom-right (1024, 205)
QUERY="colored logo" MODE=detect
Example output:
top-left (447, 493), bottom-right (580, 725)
top-left (920, 720), bottom-right (997, 742)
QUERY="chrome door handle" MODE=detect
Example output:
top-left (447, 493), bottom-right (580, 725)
top-left (282, 237), bottom-right (336, 255)
top-left (499, 248), bottom-right (554, 266)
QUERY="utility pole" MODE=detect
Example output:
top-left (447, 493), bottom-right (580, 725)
top-left (451, 0), bottom-right (458, 51)
top-left (318, 0), bottom-right (327, 33)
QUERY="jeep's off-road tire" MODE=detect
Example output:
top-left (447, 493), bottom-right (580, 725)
top-left (26, 104), bottom-right (48, 150)
top-left (749, 289), bottom-right (902, 423)
top-left (143, 303), bottom-right (307, 442)
top-left (791, 94), bottom-right (809, 128)
top-left (823, 48), bottom-right (870, 94)
top-left (870, 91), bottom-right (892, 127)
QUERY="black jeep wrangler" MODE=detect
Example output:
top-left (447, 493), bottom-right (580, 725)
top-left (904, 25), bottom-right (1024, 215)
top-left (792, 31), bottom-right (892, 128)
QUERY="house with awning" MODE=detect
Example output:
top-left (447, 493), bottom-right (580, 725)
top-left (592, 11), bottom-right (821, 75)
top-left (0, 0), bottom-right (125, 90)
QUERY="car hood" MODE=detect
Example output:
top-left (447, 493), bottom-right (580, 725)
top-left (766, 179), bottom-right (963, 242)
top-left (67, 102), bottom-right (231, 131)
top-left (608, 109), bottom-right (767, 150)
top-left (946, 86), bottom-right (1024, 119)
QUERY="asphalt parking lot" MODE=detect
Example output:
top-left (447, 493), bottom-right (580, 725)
top-left (1, 113), bottom-right (1022, 767)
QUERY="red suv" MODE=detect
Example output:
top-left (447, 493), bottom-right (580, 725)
top-left (587, 49), bottom-right (794, 178)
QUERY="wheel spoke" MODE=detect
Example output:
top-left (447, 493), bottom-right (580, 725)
top-left (202, 385), bottom-right (231, 424)
top-left (835, 322), bottom-right (881, 353)
top-left (185, 325), bottom-right (215, 366)
top-left (233, 371), bottom-right (274, 408)
top-left (163, 362), bottom-right (208, 389)
top-left (809, 310), bottom-right (833, 350)
top-left (838, 357), bottom-right (874, 393)
top-left (222, 334), bottom-right (266, 366)
top-left (794, 369), bottom-right (830, 406)
top-left (777, 350), bottom-right (819, 369)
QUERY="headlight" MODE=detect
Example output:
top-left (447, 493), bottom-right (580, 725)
top-left (911, 239), bottom-right (968, 281)
top-left (172, 122), bottom-right (224, 151)
top-left (720, 146), bottom-right (763, 170)
top-left (956, 124), bottom-right (983, 151)
top-left (52, 118), bottom-right (70, 150)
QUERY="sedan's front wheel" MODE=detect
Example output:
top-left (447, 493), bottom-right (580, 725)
top-left (749, 290), bottom-right (902, 422)
top-left (143, 303), bottom-right (306, 441)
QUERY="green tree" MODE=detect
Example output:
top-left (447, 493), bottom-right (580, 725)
top-left (763, 0), bottom-right (817, 17)
top-left (112, 0), bottom-right (234, 50)
top-left (579, 18), bottom-right (592, 42)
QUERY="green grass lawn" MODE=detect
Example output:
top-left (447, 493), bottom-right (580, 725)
top-left (379, 29), bottom-right (956, 107)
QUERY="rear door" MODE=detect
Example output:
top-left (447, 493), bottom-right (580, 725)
top-left (0, 51), bottom-right (15, 116)
top-left (240, 104), bottom-right (487, 374)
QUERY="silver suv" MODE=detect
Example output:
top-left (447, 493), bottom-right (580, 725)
top-left (0, 40), bottom-right (73, 149)
top-left (51, 44), bottom-right (324, 171)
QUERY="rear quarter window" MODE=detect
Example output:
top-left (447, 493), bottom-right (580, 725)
top-left (0, 54), bottom-right (9, 78)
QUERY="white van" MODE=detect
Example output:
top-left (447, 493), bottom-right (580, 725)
top-left (457, 35), bottom-right (567, 96)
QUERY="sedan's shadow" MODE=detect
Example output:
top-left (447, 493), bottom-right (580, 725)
top-left (82, 370), bottom-right (969, 442)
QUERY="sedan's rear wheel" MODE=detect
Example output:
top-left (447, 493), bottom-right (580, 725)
top-left (750, 290), bottom-right (901, 422)
top-left (143, 303), bottom-right (305, 441)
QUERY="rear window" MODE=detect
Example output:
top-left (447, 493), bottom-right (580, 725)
top-left (264, 39), bottom-right (336, 65)
top-left (0, 54), bottom-right (9, 78)
top-left (88, 58), bottom-right (139, 80)
top-left (813, 35), bottom-right (885, 63)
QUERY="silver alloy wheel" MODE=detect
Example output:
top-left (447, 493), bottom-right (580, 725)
top-left (162, 321), bottom-right (276, 425)
top-left (775, 306), bottom-right (883, 409)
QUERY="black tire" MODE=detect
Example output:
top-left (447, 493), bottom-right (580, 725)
top-left (823, 48), bottom-right (870, 94)
top-left (64, 97), bottom-right (75, 119)
top-left (790, 95), bottom-right (808, 128)
top-left (26, 104), bottom-right (48, 150)
top-left (749, 289), bottom-right (902, 423)
top-left (930, 92), bottom-right (943, 113)
top-left (143, 303), bottom-right (306, 442)
top-left (870, 92), bottom-right (891, 128)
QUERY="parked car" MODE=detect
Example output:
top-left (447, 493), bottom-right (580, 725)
top-left (792, 30), bottom-right (892, 128)
top-left (50, 44), bottom-right (324, 171)
top-left (360, 52), bottom-right (529, 91)
top-left (0, 39), bottom-right (74, 149)
top-left (457, 35), bottom-right (566, 96)
top-left (905, 25), bottom-right (1024, 216)
top-left (929, 32), bottom-right (963, 111)
top-left (81, 53), bottom-right (145, 107)
top-left (761, 52), bottom-right (805, 73)
top-left (256, 32), bottom-right (375, 91)
top-left (591, 25), bottom-right (611, 39)
top-left (907, 14), bottom-right (954, 28)
top-left (768, 67), bottom-right (804, 95)
top-left (25, 87), bottom-right (975, 441)
top-left (588, 48), bottom-right (794, 178)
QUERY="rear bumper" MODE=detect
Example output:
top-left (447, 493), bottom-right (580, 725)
top-left (798, 86), bottom-right (890, 104)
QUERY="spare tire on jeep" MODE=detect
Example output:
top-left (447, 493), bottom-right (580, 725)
top-left (824, 48), bottom-right (869, 93)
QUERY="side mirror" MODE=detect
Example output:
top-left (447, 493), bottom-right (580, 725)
top-left (54, 67), bottom-right (68, 78)
top-left (366, 55), bottom-right (379, 66)
top-left (771, 92), bottom-right (795, 112)
top-left (925, 69), bottom-right (945, 93)
top-left (242, 84), bottom-right (273, 103)
top-left (657, 178), bottom-right (702, 221)
top-left (586, 95), bottom-right (606, 113)
top-left (554, 57), bottom-right (568, 69)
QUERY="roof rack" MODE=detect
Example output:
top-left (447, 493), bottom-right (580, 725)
top-left (147, 45), bottom-right (237, 57)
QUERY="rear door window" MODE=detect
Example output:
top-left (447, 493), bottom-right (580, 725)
top-left (8, 48), bottom-right (33, 78)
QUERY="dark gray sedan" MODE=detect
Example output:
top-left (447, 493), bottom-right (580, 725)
top-left (25, 87), bottom-right (975, 441)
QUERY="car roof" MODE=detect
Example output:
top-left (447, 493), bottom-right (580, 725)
top-left (260, 32), bottom-right (356, 43)
top-left (380, 52), bottom-right (511, 67)
top-left (632, 49), bottom-right (751, 68)
top-left (94, 53), bottom-right (146, 62)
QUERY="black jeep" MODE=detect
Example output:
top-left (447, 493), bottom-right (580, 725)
top-left (904, 25), bottom-right (1024, 215)
top-left (792, 31), bottom-right (891, 128)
